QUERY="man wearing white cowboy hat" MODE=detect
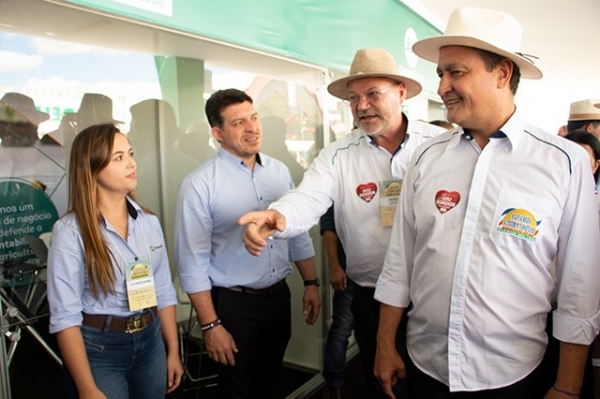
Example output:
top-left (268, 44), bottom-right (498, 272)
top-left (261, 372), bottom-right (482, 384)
top-left (567, 99), bottom-right (600, 140)
top-left (374, 7), bottom-right (600, 399)
top-left (238, 47), bottom-right (444, 398)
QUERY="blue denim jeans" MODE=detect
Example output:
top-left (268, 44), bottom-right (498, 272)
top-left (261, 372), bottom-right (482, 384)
top-left (323, 278), bottom-right (356, 388)
top-left (64, 315), bottom-right (166, 399)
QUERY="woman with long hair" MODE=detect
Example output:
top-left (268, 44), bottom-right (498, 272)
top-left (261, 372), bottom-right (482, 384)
top-left (47, 123), bottom-right (183, 398)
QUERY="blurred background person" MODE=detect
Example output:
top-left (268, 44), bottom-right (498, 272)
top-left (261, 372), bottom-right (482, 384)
top-left (567, 99), bottom-right (600, 138)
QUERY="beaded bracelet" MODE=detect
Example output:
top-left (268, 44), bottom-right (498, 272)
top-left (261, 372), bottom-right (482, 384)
top-left (552, 384), bottom-right (580, 397)
top-left (201, 318), bottom-right (221, 331)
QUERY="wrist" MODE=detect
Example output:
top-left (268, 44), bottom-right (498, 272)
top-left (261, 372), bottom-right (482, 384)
top-left (201, 318), bottom-right (221, 331)
top-left (552, 384), bottom-right (580, 397)
top-left (303, 278), bottom-right (320, 287)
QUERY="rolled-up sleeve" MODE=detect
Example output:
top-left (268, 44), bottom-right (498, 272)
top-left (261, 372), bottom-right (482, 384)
top-left (375, 155), bottom-right (415, 309)
top-left (47, 218), bottom-right (86, 333)
top-left (147, 215), bottom-right (177, 310)
top-left (175, 176), bottom-right (213, 294)
top-left (553, 153), bottom-right (600, 345)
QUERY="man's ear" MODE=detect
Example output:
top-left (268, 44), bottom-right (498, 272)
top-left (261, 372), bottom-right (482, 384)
top-left (211, 126), bottom-right (222, 143)
top-left (496, 58), bottom-right (513, 88)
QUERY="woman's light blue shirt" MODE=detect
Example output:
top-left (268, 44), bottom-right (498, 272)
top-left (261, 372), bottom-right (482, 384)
top-left (47, 198), bottom-right (177, 333)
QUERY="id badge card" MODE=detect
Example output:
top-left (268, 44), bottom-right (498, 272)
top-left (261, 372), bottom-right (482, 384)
top-left (379, 179), bottom-right (402, 227)
top-left (125, 259), bottom-right (158, 312)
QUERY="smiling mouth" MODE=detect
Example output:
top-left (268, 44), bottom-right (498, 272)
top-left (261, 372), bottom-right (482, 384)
top-left (444, 98), bottom-right (461, 107)
top-left (359, 114), bottom-right (378, 120)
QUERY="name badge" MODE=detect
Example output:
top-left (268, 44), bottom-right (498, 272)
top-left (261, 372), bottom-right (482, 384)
top-left (379, 179), bottom-right (402, 227)
top-left (125, 259), bottom-right (158, 312)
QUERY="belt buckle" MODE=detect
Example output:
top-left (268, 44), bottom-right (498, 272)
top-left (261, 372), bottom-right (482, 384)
top-left (125, 313), bottom-right (149, 334)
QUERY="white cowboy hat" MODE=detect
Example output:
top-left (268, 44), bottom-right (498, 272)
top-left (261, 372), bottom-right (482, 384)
top-left (327, 48), bottom-right (422, 100)
top-left (568, 99), bottom-right (600, 121)
top-left (412, 7), bottom-right (543, 79)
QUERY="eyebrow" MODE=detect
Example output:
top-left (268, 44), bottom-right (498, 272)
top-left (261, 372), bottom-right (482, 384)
top-left (231, 112), bottom-right (258, 124)
top-left (112, 147), bottom-right (133, 156)
top-left (348, 86), bottom-right (386, 94)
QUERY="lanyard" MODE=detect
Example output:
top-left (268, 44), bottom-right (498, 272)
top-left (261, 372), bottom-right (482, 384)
top-left (104, 218), bottom-right (152, 270)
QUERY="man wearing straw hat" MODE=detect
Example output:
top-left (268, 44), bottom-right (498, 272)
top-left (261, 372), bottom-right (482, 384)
top-left (374, 7), bottom-right (600, 398)
top-left (238, 48), bottom-right (443, 397)
top-left (567, 99), bottom-right (600, 139)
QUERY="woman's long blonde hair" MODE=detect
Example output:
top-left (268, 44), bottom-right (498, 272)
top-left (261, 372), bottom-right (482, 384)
top-left (68, 123), bottom-right (138, 298)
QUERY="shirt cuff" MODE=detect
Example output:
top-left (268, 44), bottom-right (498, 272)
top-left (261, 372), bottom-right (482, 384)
top-left (374, 279), bottom-right (410, 308)
top-left (553, 308), bottom-right (600, 345)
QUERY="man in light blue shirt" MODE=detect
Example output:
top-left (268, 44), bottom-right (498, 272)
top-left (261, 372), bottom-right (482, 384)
top-left (175, 88), bottom-right (320, 399)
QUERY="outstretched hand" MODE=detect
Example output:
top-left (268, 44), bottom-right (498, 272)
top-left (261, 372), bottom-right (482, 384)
top-left (238, 209), bottom-right (286, 256)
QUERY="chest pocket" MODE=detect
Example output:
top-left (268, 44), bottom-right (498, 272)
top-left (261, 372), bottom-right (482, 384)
top-left (490, 189), bottom-right (554, 250)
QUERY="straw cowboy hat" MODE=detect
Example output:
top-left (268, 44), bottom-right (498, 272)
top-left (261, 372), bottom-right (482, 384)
top-left (327, 48), bottom-right (422, 100)
top-left (412, 7), bottom-right (543, 79)
top-left (0, 92), bottom-right (50, 124)
top-left (568, 99), bottom-right (600, 121)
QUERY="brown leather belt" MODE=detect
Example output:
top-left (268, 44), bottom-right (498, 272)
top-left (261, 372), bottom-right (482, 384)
top-left (225, 280), bottom-right (286, 297)
top-left (82, 307), bottom-right (157, 334)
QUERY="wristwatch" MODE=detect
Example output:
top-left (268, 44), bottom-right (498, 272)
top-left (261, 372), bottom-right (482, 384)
top-left (303, 278), bottom-right (320, 287)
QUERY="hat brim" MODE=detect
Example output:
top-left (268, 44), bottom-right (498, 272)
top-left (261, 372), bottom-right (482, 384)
top-left (70, 112), bottom-right (124, 125)
top-left (568, 113), bottom-right (600, 122)
top-left (0, 105), bottom-right (50, 124)
top-left (413, 36), bottom-right (543, 80)
top-left (327, 73), bottom-right (422, 100)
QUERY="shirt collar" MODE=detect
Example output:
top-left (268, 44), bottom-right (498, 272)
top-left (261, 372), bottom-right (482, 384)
top-left (217, 147), bottom-right (263, 168)
top-left (362, 112), bottom-right (409, 152)
top-left (126, 197), bottom-right (139, 219)
top-left (100, 196), bottom-right (139, 228)
top-left (455, 108), bottom-right (525, 151)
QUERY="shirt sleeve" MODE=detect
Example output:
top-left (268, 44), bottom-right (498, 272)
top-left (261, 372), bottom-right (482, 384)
top-left (374, 150), bottom-right (416, 309)
top-left (553, 150), bottom-right (600, 345)
top-left (174, 175), bottom-right (213, 294)
top-left (270, 146), bottom-right (336, 238)
top-left (47, 218), bottom-right (86, 333)
top-left (146, 214), bottom-right (177, 310)
top-left (287, 231), bottom-right (316, 262)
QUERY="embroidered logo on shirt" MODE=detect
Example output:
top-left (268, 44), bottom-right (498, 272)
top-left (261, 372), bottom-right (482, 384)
top-left (435, 190), bottom-right (460, 213)
top-left (356, 182), bottom-right (377, 203)
top-left (497, 208), bottom-right (540, 241)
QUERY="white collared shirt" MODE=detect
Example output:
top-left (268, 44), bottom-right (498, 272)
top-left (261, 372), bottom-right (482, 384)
top-left (375, 111), bottom-right (600, 391)
top-left (271, 119), bottom-right (444, 287)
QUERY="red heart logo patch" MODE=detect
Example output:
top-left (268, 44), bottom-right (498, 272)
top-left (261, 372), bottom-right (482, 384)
top-left (435, 190), bottom-right (460, 213)
top-left (356, 182), bottom-right (377, 203)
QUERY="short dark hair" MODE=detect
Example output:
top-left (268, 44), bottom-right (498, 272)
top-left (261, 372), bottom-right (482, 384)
top-left (564, 129), bottom-right (600, 181)
top-left (567, 120), bottom-right (600, 133)
top-left (474, 48), bottom-right (521, 95)
top-left (205, 89), bottom-right (253, 129)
